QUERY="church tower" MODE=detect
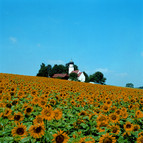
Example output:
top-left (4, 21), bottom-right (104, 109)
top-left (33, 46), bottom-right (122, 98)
top-left (68, 60), bottom-right (74, 74)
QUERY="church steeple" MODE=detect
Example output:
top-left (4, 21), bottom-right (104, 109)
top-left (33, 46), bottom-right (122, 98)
top-left (68, 60), bottom-right (74, 74)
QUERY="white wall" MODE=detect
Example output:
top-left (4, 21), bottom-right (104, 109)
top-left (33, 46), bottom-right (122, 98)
top-left (78, 73), bottom-right (85, 82)
top-left (69, 64), bottom-right (74, 74)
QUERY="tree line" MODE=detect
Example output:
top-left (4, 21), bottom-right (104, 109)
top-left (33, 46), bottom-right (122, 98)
top-left (36, 63), bottom-right (106, 84)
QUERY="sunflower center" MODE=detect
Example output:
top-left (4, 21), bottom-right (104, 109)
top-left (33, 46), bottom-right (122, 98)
top-left (47, 112), bottom-right (51, 116)
top-left (35, 126), bottom-right (42, 133)
top-left (26, 108), bottom-right (32, 113)
top-left (103, 137), bottom-right (112, 143)
top-left (126, 124), bottom-right (131, 128)
top-left (41, 101), bottom-right (46, 105)
top-left (111, 115), bottom-right (117, 120)
top-left (12, 100), bottom-right (17, 105)
top-left (112, 127), bottom-right (117, 133)
top-left (104, 106), bottom-right (108, 110)
top-left (133, 126), bottom-right (138, 131)
top-left (56, 134), bottom-right (64, 143)
top-left (37, 117), bottom-right (43, 123)
top-left (107, 101), bottom-right (110, 104)
top-left (14, 115), bottom-right (21, 121)
top-left (6, 103), bottom-right (12, 108)
top-left (55, 113), bottom-right (59, 117)
top-left (10, 92), bottom-right (14, 96)
top-left (16, 128), bottom-right (24, 135)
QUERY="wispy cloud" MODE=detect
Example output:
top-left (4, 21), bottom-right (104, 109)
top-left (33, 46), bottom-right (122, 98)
top-left (115, 72), bottom-right (128, 77)
top-left (47, 60), bottom-right (65, 65)
top-left (37, 44), bottom-right (41, 47)
top-left (95, 68), bottom-right (112, 73)
top-left (9, 37), bottom-right (17, 44)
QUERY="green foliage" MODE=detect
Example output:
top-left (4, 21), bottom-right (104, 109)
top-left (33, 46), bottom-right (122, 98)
top-left (37, 63), bottom-right (52, 77)
top-left (37, 62), bottom-right (79, 78)
top-left (126, 83), bottom-right (134, 88)
top-left (49, 64), bottom-right (67, 77)
top-left (69, 73), bottom-right (78, 81)
top-left (83, 71), bottom-right (89, 82)
top-left (89, 71), bottom-right (106, 84)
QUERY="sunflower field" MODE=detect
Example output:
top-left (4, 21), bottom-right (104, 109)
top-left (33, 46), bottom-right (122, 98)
top-left (0, 73), bottom-right (143, 143)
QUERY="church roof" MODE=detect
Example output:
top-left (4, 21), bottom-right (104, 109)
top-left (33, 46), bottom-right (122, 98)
top-left (52, 73), bottom-right (69, 78)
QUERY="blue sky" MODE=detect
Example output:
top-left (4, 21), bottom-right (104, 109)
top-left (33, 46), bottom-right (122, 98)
top-left (0, 0), bottom-right (143, 87)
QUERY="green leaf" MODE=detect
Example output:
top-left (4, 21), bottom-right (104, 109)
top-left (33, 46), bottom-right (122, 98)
top-left (20, 137), bottom-right (31, 143)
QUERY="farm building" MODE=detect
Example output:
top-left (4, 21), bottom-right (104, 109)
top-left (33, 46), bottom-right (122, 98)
top-left (52, 60), bottom-right (86, 82)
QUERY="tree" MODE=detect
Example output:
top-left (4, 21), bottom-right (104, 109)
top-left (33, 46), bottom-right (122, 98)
top-left (69, 73), bottom-right (78, 81)
top-left (89, 71), bottom-right (106, 85)
top-left (83, 71), bottom-right (89, 82)
top-left (37, 63), bottom-right (51, 77)
top-left (49, 64), bottom-right (67, 77)
top-left (126, 83), bottom-right (134, 88)
top-left (47, 64), bottom-right (52, 77)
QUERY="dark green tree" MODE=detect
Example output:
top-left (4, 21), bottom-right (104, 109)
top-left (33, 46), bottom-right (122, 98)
top-left (37, 63), bottom-right (50, 77)
top-left (126, 83), bottom-right (134, 88)
top-left (47, 64), bottom-right (52, 77)
top-left (69, 73), bottom-right (78, 81)
top-left (89, 71), bottom-right (106, 84)
top-left (49, 64), bottom-right (66, 77)
top-left (83, 71), bottom-right (89, 82)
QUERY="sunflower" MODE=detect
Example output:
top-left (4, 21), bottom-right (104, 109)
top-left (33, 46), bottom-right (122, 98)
top-left (29, 124), bottom-right (45, 138)
top-left (78, 110), bottom-right (88, 117)
top-left (105, 99), bottom-right (112, 107)
top-left (31, 90), bottom-right (38, 97)
top-left (12, 99), bottom-right (19, 106)
top-left (49, 99), bottom-right (56, 106)
top-left (31, 96), bottom-right (39, 105)
top-left (79, 136), bottom-right (95, 143)
top-left (99, 133), bottom-right (116, 143)
top-left (97, 114), bottom-right (108, 123)
top-left (54, 108), bottom-right (62, 120)
top-left (101, 104), bottom-right (110, 113)
top-left (12, 123), bottom-right (27, 139)
top-left (38, 99), bottom-right (47, 108)
top-left (120, 111), bottom-right (128, 119)
top-left (97, 121), bottom-right (109, 132)
top-left (13, 112), bottom-right (24, 123)
top-left (52, 130), bottom-right (69, 143)
top-left (41, 107), bottom-right (54, 120)
top-left (3, 108), bottom-right (12, 118)
top-left (108, 124), bottom-right (120, 135)
top-left (135, 110), bottom-right (143, 118)
top-left (123, 121), bottom-right (134, 132)
top-left (17, 90), bottom-right (25, 98)
top-left (133, 124), bottom-right (140, 132)
top-left (109, 113), bottom-right (119, 123)
top-left (138, 132), bottom-right (143, 137)
top-left (137, 135), bottom-right (143, 143)
top-left (33, 115), bottom-right (44, 125)
top-left (24, 106), bottom-right (33, 115)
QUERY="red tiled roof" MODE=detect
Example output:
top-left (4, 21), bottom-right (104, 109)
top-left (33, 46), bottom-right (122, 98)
top-left (71, 70), bottom-right (79, 74)
top-left (78, 72), bottom-right (82, 77)
top-left (52, 74), bottom-right (68, 78)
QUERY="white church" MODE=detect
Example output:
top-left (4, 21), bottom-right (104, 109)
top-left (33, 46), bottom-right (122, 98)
top-left (52, 60), bottom-right (86, 82)
top-left (68, 60), bottom-right (85, 82)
